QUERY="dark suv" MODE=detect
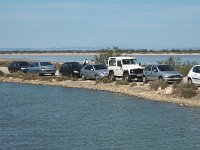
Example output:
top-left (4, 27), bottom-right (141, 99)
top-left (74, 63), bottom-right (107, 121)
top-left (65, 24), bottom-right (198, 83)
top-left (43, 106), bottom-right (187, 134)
top-left (59, 62), bottom-right (83, 77)
top-left (8, 61), bottom-right (30, 73)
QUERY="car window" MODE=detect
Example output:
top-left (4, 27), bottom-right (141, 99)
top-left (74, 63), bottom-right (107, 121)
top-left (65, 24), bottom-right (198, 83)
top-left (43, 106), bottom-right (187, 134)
top-left (152, 66), bottom-right (158, 72)
top-left (122, 59), bottom-right (137, 65)
top-left (94, 65), bottom-right (107, 70)
top-left (145, 65), bottom-right (152, 71)
top-left (34, 63), bottom-right (39, 67)
top-left (85, 65), bottom-right (92, 70)
top-left (157, 65), bottom-right (175, 71)
top-left (117, 61), bottom-right (122, 67)
top-left (193, 66), bottom-right (200, 73)
top-left (109, 60), bottom-right (116, 66)
top-left (40, 62), bottom-right (52, 66)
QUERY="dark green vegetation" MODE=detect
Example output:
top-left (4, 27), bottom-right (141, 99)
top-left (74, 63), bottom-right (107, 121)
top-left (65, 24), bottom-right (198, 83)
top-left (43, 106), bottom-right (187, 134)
top-left (115, 80), bottom-right (130, 85)
top-left (1, 48), bottom-right (200, 54)
top-left (149, 80), bottom-right (169, 90)
top-left (95, 77), bottom-right (114, 84)
top-left (95, 47), bottom-right (121, 64)
top-left (173, 83), bottom-right (198, 98)
top-left (0, 60), bottom-right (12, 67)
top-left (157, 57), bottom-right (197, 76)
top-left (0, 70), bottom-right (4, 76)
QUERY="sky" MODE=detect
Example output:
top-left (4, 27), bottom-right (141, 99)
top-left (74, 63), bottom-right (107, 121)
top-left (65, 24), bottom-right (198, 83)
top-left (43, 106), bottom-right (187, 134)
top-left (0, 0), bottom-right (200, 49)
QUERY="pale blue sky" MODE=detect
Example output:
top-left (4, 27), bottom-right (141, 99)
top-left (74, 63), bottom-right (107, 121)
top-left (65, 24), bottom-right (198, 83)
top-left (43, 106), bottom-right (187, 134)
top-left (0, 0), bottom-right (200, 49)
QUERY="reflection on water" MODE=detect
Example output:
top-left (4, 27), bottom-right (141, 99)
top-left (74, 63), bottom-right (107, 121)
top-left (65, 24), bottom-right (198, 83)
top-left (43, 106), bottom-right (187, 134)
top-left (1, 82), bottom-right (200, 149)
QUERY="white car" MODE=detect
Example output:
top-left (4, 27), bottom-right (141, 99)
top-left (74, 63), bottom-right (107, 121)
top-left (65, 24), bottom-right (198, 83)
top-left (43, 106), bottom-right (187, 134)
top-left (187, 65), bottom-right (200, 85)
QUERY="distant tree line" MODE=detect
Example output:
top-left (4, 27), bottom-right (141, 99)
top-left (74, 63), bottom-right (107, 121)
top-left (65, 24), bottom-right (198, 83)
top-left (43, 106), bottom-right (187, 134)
top-left (1, 47), bottom-right (200, 54)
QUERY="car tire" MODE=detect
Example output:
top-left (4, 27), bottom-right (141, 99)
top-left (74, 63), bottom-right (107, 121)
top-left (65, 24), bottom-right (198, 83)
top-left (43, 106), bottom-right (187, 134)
top-left (81, 74), bottom-right (86, 80)
top-left (51, 73), bottom-right (55, 76)
top-left (142, 76), bottom-right (147, 84)
top-left (123, 72), bottom-right (131, 82)
top-left (109, 71), bottom-right (116, 81)
top-left (158, 76), bottom-right (164, 81)
top-left (188, 78), bottom-right (193, 84)
top-left (95, 74), bottom-right (99, 80)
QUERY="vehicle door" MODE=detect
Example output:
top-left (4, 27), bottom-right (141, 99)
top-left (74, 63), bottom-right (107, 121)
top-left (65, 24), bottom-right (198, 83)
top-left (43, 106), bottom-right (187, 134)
top-left (151, 65), bottom-right (159, 80)
top-left (115, 60), bottom-right (123, 76)
top-left (143, 65), bottom-right (152, 81)
top-left (30, 62), bottom-right (39, 73)
top-left (192, 66), bottom-right (200, 84)
top-left (11, 62), bottom-right (18, 72)
top-left (84, 65), bottom-right (94, 78)
top-left (61, 64), bottom-right (68, 76)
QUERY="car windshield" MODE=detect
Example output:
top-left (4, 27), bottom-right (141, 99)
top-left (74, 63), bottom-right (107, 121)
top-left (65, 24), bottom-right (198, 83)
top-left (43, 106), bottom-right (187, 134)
top-left (122, 59), bottom-right (138, 65)
top-left (93, 65), bottom-right (107, 70)
top-left (157, 65), bottom-right (175, 71)
top-left (40, 62), bottom-right (52, 66)
top-left (18, 62), bottom-right (29, 66)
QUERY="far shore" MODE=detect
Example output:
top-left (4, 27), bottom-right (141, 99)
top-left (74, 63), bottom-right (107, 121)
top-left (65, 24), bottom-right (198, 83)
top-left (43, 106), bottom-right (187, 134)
top-left (1, 52), bottom-right (200, 56)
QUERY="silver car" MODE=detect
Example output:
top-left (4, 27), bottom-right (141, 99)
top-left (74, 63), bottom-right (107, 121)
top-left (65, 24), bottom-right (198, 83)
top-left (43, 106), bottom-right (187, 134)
top-left (81, 64), bottom-right (108, 80)
top-left (143, 64), bottom-right (183, 83)
top-left (26, 61), bottom-right (56, 76)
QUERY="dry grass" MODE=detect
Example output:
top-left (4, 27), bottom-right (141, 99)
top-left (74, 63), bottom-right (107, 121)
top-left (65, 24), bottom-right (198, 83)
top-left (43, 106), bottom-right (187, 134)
top-left (149, 80), bottom-right (169, 90)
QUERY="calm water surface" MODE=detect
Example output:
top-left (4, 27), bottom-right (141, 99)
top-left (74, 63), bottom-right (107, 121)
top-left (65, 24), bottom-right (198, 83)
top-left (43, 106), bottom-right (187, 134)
top-left (0, 54), bottom-right (200, 64)
top-left (1, 82), bottom-right (200, 149)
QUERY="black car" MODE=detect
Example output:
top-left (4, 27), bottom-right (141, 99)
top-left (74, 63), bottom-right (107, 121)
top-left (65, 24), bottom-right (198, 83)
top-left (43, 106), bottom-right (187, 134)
top-left (59, 62), bottom-right (83, 77)
top-left (8, 61), bottom-right (30, 73)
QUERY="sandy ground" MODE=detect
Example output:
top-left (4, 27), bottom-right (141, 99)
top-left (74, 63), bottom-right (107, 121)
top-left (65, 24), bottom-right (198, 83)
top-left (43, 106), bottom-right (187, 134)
top-left (0, 66), bottom-right (200, 107)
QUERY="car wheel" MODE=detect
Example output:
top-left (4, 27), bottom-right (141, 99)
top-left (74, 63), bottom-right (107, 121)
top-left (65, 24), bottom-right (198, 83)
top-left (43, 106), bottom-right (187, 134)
top-left (158, 76), bottom-right (164, 81)
top-left (95, 74), bottom-right (99, 80)
top-left (123, 72), bottom-right (131, 82)
top-left (51, 73), bottom-right (55, 76)
top-left (81, 74), bottom-right (86, 80)
top-left (109, 71), bottom-right (116, 81)
top-left (188, 78), bottom-right (193, 84)
top-left (142, 76), bottom-right (147, 84)
top-left (9, 69), bottom-right (12, 73)
top-left (37, 71), bottom-right (42, 76)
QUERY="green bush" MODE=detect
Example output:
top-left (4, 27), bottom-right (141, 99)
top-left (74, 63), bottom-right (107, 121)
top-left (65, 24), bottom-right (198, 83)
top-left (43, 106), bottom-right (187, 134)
top-left (157, 56), bottom-right (197, 76)
top-left (173, 83), bottom-right (198, 98)
top-left (0, 70), bottom-right (5, 76)
top-left (95, 77), bottom-right (114, 84)
top-left (115, 80), bottom-right (129, 85)
top-left (130, 82), bottom-right (137, 87)
top-left (149, 80), bottom-right (169, 90)
top-left (56, 76), bottom-right (70, 81)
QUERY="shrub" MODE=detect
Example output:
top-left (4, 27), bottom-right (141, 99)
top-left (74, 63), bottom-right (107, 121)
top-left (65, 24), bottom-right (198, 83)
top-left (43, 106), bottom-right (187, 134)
top-left (157, 56), bottom-right (197, 76)
top-left (130, 82), bottom-right (137, 87)
top-left (0, 60), bottom-right (12, 67)
top-left (95, 77), bottom-right (114, 84)
top-left (149, 80), bottom-right (169, 91)
top-left (115, 80), bottom-right (129, 85)
top-left (173, 83), bottom-right (198, 98)
top-left (56, 76), bottom-right (70, 81)
top-left (0, 70), bottom-right (4, 76)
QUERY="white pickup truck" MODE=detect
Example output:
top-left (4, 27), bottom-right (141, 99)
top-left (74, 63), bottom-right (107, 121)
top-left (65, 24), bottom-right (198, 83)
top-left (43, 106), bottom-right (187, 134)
top-left (108, 56), bottom-right (144, 82)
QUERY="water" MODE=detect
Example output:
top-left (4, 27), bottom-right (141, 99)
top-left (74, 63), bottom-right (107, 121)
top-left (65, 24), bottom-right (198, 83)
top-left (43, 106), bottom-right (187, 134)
top-left (0, 54), bottom-right (200, 64)
top-left (1, 82), bottom-right (200, 149)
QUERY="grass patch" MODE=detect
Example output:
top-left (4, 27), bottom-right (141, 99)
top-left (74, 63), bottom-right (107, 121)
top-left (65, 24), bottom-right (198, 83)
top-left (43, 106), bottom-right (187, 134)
top-left (0, 70), bottom-right (5, 76)
top-left (0, 60), bottom-right (12, 67)
top-left (173, 83), bottom-right (198, 98)
top-left (149, 80), bottom-right (169, 90)
top-left (115, 80), bottom-right (129, 85)
top-left (95, 77), bottom-right (114, 84)
top-left (129, 82), bottom-right (137, 87)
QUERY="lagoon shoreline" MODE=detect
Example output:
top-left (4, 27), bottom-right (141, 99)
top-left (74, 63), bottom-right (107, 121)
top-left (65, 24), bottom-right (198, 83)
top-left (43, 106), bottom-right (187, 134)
top-left (1, 75), bottom-right (200, 108)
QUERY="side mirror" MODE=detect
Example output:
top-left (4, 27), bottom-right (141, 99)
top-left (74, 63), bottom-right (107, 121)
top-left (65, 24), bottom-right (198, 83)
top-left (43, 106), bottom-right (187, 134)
top-left (139, 62), bottom-right (141, 66)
